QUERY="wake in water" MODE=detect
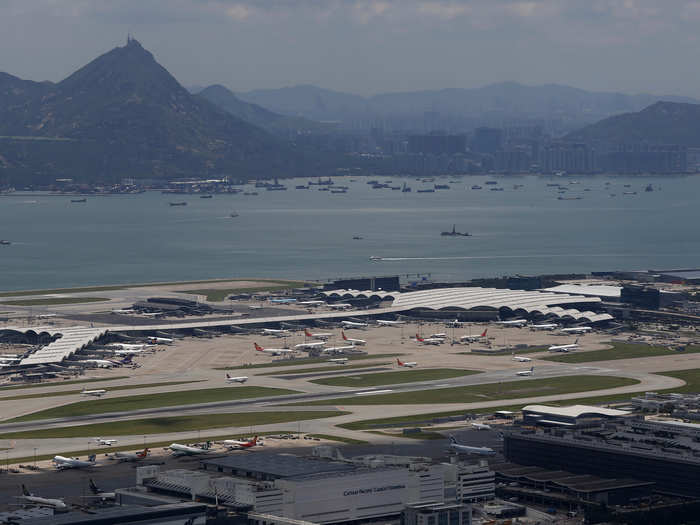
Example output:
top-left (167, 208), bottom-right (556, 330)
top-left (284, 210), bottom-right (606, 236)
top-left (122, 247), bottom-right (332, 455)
top-left (374, 253), bottom-right (689, 261)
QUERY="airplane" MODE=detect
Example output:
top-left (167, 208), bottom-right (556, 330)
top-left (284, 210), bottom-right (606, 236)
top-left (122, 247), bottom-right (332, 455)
top-left (52, 454), bottom-right (96, 470)
top-left (80, 388), bottom-right (107, 397)
top-left (461, 329), bottom-right (488, 343)
top-left (512, 353), bottom-right (532, 362)
top-left (249, 305), bottom-right (264, 310)
top-left (83, 359), bottom-right (115, 368)
top-left (298, 300), bottom-right (326, 307)
top-left (109, 343), bottom-right (148, 351)
top-left (429, 333), bottom-right (448, 339)
top-left (294, 341), bottom-right (327, 351)
top-left (323, 345), bottom-right (356, 354)
top-left (226, 373), bottom-right (248, 384)
top-left (112, 448), bottom-right (149, 462)
top-left (262, 328), bottom-right (290, 336)
top-left (516, 366), bottom-right (535, 376)
top-left (561, 326), bottom-right (592, 334)
top-left (94, 437), bottom-right (117, 446)
top-left (36, 313), bottom-right (57, 319)
top-left (112, 308), bottom-right (136, 314)
top-left (530, 323), bottom-right (558, 331)
top-left (140, 311), bottom-right (164, 318)
top-left (254, 343), bottom-right (295, 356)
top-left (496, 319), bottom-right (528, 327)
top-left (341, 320), bottom-right (367, 329)
top-left (415, 334), bottom-right (442, 345)
top-left (448, 436), bottom-right (495, 456)
top-left (328, 303), bottom-right (353, 310)
top-left (269, 298), bottom-right (297, 304)
top-left (147, 336), bottom-right (173, 345)
top-left (342, 331), bottom-right (366, 346)
top-left (112, 347), bottom-right (147, 355)
top-left (377, 319), bottom-right (405, 326)
top-left (169, 443), bottom-right (212, 456)
top-left (86, 479), bottom-right (115, 501)
top-left (328, 357), bottom-right (349, 364)
top-left (221, 436), bottom-right (258, 449)
top-left (304, 328), bottom-right (332, 340)
top-left (445, 319), bottom-right (463, 327)
top-left (548, 338), bottom-right (579, 352)
top-left (19, 485), bottom-right (67, 509)
top-left (396, 358), bottom-right (417, 368)
top-left (472, 423), bottom-right (492, 430)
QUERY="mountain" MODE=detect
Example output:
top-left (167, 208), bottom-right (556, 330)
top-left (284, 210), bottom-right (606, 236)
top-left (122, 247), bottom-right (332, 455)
top-left (236, 82), bottom-right (698, 133)
top-left (0, 39), bottom-right (298, 183)
top-left (197, 84), bottom-right (329, 135)
top-left (565, 101), bottom-right (700, 147)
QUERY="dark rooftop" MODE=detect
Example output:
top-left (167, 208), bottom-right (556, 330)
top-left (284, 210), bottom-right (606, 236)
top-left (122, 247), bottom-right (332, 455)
top-left (20, 503), bottom-right (206, 525)
top-left (201, 453), bottom-right (356, 478)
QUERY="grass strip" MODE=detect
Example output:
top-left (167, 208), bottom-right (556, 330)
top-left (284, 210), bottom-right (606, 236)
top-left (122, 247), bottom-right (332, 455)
top-left (0, 377), bottom-right (129, 391)
top-left (0, 411), bottom-right (347, 439)
top-left (542, 343), bottom-right (700, 363)
top-left (295, 375), bottom-right (639, 406)
top-left (0, 297), bottom-right (109, 306)
top-left (184, 281), bottom-right (307, 302)
top-left (461, 346), bottom-right (550, 356)
top-left (260, 363), bottom-right (392, 376)
top-left (12, 386), bottom-right (298, 422)
top-left (310, 369), bottom-right (480, 388)
top-left (367, 430), bottom-right (445, 440)
top-left (0, 381), bottom-right (202, 402)
top-left (656, 368), bottom-right (700, 393)
top-left (216, 353), bottom-right (403, 370)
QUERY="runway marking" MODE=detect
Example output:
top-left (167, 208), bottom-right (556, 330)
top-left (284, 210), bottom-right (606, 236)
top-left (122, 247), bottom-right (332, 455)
top-left (354, 389), bottom-right (393, 396)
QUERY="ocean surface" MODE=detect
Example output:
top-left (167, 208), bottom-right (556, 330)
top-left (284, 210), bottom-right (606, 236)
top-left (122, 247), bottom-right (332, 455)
top-left (1, 175), bottom-right (699, 291)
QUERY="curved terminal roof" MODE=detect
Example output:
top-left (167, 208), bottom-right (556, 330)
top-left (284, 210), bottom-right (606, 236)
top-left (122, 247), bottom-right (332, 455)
top-left (0, 326), bottom-right (109, 366)
top-left (523, 404), bottom-right (631, 418)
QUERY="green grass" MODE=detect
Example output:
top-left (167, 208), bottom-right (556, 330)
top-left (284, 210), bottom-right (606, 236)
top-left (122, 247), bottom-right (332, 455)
top-left (368, 430), bottom-right (445, 440)
top-left (542, 343), bottom-right (700, 363)
top-left (657, 368), bottom-right (700, 394)
top-left (0, 377), bottom-right (129, 391)
top-left (0, 380), bottom-right (202, 402)
top-left (462, 346), bottom-right (550, 356)
top-left (260, 363), bottom-right (392, 376)
top-left (184, 281), bottom-right (308, 302)
top-left (0, 411), bottom-right (347, 439)
top-left (12, 386), bottom-right (298, 422)
top-left (216, 353), bottom-right (403, 370)
top-left (310, 369), bottom-right (480, 387)
top-left (0, 297), bottom-right (109, 306)
top-left (305, 434), bottom-right (369, 444)
top-left (296, 375), bottom-right (639, 406)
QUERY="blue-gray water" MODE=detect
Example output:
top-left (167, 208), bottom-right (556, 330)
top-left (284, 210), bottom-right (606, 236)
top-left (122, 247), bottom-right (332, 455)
top-left (1, 175), bottom-right (698, 291)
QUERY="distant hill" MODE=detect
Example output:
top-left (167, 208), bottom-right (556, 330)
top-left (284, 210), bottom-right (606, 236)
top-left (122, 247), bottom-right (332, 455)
top-left (565, 101), bottom-right (700, 147)
top-left (0, 39), bottom-right (299, 184)
top-left (197, 84), bottom-right (329, 135)
top-left (237, 82), bottom-right (698, 132)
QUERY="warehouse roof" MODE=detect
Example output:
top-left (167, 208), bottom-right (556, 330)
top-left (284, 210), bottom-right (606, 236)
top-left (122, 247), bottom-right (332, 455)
top-left (0, 326), bottom-right (108, 366)
top-left (201, 453), bottom-right (355, 478)
top-left (542, 284), bottom-right (622, 299)
top-left (523, 404), bottom-right (631, 418)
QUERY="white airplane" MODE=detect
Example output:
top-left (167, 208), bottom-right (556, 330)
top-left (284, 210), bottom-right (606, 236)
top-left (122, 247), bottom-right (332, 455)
top-left (141, 312), bottom-right (164, 318)
top-left (342, 331), bottom-right (366, 346)
top-left (254, 343), bottom-right (295, 356)
top-left (396, 358), bottom-right (417, 368)
top-left (294, 341), bottom-right (326, 351)
top-left (304, 328), bottom-right (331, 340)
top-left (448, 436), bottom-right (495, 456)
top-left (472, 422), bottom-right (492, 430)
top-left (415, 333), bottom-right (442, 345)
top-left (517, 366), bottom-right (535, 376)
top-left (323, 345), bottom-right (356, 353)
top-left (109, 343), bottom-right (148, 352)
top-left (262, 328), bottom-right (290, 336)
top-left (548, 338), bottom-right (579, 352)
top-left (561, 326), bottom-right (592, 334)
top-left (429, 332), bottom-right (448, 339)
top-left (169, 443), bottom-right (211, 456)
top-left (461, 328), bottom-right (488, 343)
top-left (329, 357), bottom-right (349, 364)
top-left (225, 373), bottom-right (248, 384)
top-left (249, 305), bottom-right (264, 310)
top-left (221, 436), bottom-right (258, 449)
top-left (83, 359), bottom-right (115, 368)
top-left (94, 437), bottom-right (117, 446)
top-left (341, 320), bottom-right (367, 328)
top-left (446, 319), bottom-right (463, 327)
top-left (298, 300), bottom-right (326, 306)
top-left (496, 319), bottom-right (528, 327)
top-left (113, 347), bottom-right (147, 355)
top-left (19, 485), bottom-right (67, 509)
top-left (329, 303), bottom-right (353, 310)
top-left (52, 454), bottom-right (96, 470)
top-left (81, 388), bottom-right (107, 397)
top-left (112, 448), bottom-right (149, 462)
top-left (377, 319), bottom-right (404, 326)
top-left (512, 353), bottom-right (532, 362)
top-left (112, 309), bottom-right (135, 314)
top-left (87, 479), bottom-right (115, 501)
top-left (531, 323), bottom-right (558, 331)
top-left (147, 336), bottom-right (173, 344)
top-left (36, 313), bottom-right (57, 319)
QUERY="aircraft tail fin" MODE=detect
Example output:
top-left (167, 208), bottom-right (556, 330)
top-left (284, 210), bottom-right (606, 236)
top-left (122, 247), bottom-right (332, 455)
top-left (88, 454), bottom-right (96, 462)
top-left (254, 343), bottom-right (263, 351)
top-left (449, 436), bottom-right (457, 444)
top-left (481, 329), bottom-right (487, 337)
top-left (89, 479), bottom-right (100, 494)
top-left (21, 484), bottom-right (31, 497)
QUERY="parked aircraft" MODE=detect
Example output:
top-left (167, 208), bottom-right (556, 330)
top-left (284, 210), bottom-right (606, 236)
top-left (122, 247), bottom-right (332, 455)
top-left (561, 326), bottom-right (592, 334)
top-left (342, 331), bottom-right (366, 345)
top-left (225, 374), bottom-right (248, 384)
top-left (516, 366), bottom-right (535, 376)
top-left (112, 448), bottom-right (149, 462)
top-left (94, 437), bottom-right (117, 446)
top-left (86, 479), bottom-right (115, 501)
top-left (472, 423), bottom-right (492, 430)
top-left (460, 329), bottom-right (488, 343)
top-left (52, 454), bottom-right (96, 470)
top-left (82, 359), bottom-right (115, 368)
top-left (294, 341), bottom-right (326, 351)
top-left (397, 358), bottom-right (417, 368)
top-left (512, 354), bottom-right (532, 362)
top-left (304, 328), bottom-right (332, 340)
top-left (446, 319), bottom-right (463, 327)
top-left (429, 333), bottom-right (448, 339)
top-left (323, 345), bottom-right (356, 354)
top-left (377, 319), bottom-right (405, 326)
top-left (328, 303), bottom-right (353, 310)
top-left (448, 436), bottom-right (495, 456)
top-left (254, 343), bottom-right (294, 356)
top-left (169, 443), bottom-right (212, 456)
top-left (415, 334), bottom-right (442, 345)
top-left (530, 323), bottom-right (558, 331)
top-left (19, 485), bottom-right (67, 509)
top-left (298, 300), bottom-right (325, 307)
top-left (496, 319), bottom-right (528, 327)
top-left (222, 436), bottom-right (258, 450)
top-left (329, 358), bottom-right (348, 364)
top-left (262, 328), bottom-right (290, 336)
top-left (81, 388), bottom-right (107, 397)
top-left (109, 343), bottom-right (148, 351)
top-left (147, 336), bottom-right (173, 344)
top-left (341, 320), bottom-right (368, 328)
top-left (548, 338), bottom-right (579, 352)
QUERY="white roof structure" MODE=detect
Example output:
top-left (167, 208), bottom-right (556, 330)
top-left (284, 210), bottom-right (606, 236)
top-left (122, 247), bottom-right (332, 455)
top-left (523, 404), bottom-right (631, 418)
top-left (0, 326), bottom-right (108, 366)
top-left (542, 284), bottom-right (622, 299)
top-left (323, 287), bottom-right (613, 323)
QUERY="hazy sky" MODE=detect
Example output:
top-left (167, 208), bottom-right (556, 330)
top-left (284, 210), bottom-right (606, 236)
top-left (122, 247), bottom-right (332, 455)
top-left (2, 0), bottom-right (699, 96)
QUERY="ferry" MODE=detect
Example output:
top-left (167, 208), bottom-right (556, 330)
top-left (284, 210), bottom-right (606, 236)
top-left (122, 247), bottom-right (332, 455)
top-left (71, 197), bottom-right (87, 203)
top-left (199, 194), bottom-right (213, 199)
top-left (169, 201), bottom-right (187, 206)
top-left (645, 184), bottom-right (654, 192)
top-left (369, 255), bottom-right (382, 261)
top-left (0, 240), bottom-right (10, 246)
top-left (485, 181), bottom-right (498, 185)
top-left (230, 212), bottom-right (239, 218)
top-left (471, 185), bottom-right (482, 190)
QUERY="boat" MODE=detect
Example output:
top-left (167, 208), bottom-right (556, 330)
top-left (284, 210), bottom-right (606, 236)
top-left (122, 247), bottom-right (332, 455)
top-left (230, 212), bottom-right (239, 218)
top-left (243, 192), bottom-right (258, 196)
top-left (71, 197), bottom-right (87, 203)
top-left (330, 189), bottom-right (347, 194)
top-left (169, 201), bottom-right (187, 206)
top-left (645, 184), bottom-right (654, 192)
top-left (390, 186), bottom-right (401, 190)
top-left (296, 185), bottom-right (309, 190)
top-left (624, 191), bottom-right (637, 195)
top-left (434, 184), bottom-right (450, 190)
top-left (199, 195), bottom-right (213, 199)
top-left (401, 183), bottom-right (412, 193)
top-left (485, 181), bottom-right (498, 185)
top-left (624, 184), bottom-right (631, 188)
top-left (0, 240), bottom-right (10, 245)
top-left (441, 225), bottom-right (471, 237)
top-left (471, 185), bottom-right (482, 190)
top-left (417, 189), bottom-right (435, 193)
top-left (352, 236), bottom-right (363, 240)
top-left (490, 187), bottom-right (504, 191)
top-left (318, 187), bottom-right (330, 192)
top-left (369, 255), bottom-right (382, 261)
top-left (546, 183), bottom-right (560, 187)
top-left (557, 196), bottom-right (582, 200)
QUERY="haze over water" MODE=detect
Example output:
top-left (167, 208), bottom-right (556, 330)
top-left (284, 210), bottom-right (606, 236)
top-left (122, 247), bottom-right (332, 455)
top-left (2, 175), bottom-right (699, 291)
